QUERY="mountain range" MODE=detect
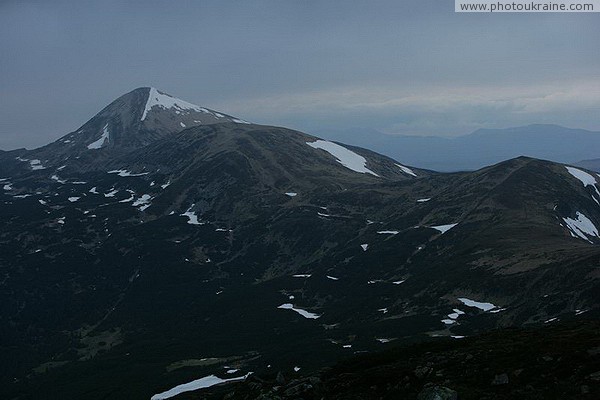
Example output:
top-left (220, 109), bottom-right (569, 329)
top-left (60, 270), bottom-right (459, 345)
top-left (316, 125), bottom-right (600, 172)
top-left (1, 88), bottom-right (599, 399)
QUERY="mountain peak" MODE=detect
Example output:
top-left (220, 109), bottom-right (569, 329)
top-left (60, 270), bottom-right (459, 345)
top-left (26, 87), bottom-right (252, 160)
top-left (141, 87), bottom-right (210, 121)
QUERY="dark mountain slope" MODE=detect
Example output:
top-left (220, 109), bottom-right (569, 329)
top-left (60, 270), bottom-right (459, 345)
top-left (0, 89), bottom-right (599, 400)
top-left (205, 319), bottom-right (600, 400)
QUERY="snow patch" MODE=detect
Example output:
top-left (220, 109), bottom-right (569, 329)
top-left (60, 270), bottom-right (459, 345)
top-left (277, 303), bottom-right (321, 319)
top-left (377, 230), bottom-right (399, 235)
top-left (51, 175), bottom-right (66, 184)
top-left (87, 124), bottom-right (110, 149)
top-left (108, 169), bottom-right (149, 177)
top-left (395, 163), bottom-right (417, 177)
top-left (141, 87), bottom-right (221, 121)
top-left (447, 309), bottom-right (465, 320)
top-left (151, 373), bottom-right (252, 400)
top-left (417, 198), bottom-right (431, 203)
top-left (360, 243), bottom-right (369, 251)
top-left (307, 140), bottom-right (379, 176)
top-left (133, 194), bottom-right (152, 211)
top-left (285, 192), bottom-right (297, 197)
top-left (232, 118), bottom-right (251, 124)
top-left (68, 197), bottom-right (80, 203)
top-left (29, 159), bottom-right (46, 170)
top-left (161, 180), bottom-right (171, 189)
top-left (181, 206), bottom-right (203, 225)
top-left (565, 166), bottom-right (600, 200)
top-left (563, 211), bottom-right (599, 243)
top-left (119, 192), bottom-right (135, 203)
top-left (430, 223), bottom-right (458, 234)
top-left (458, 297), bottom-right (497, 312)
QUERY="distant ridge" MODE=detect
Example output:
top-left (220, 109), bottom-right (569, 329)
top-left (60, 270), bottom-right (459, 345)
top-left (317, 124), bottom-right (600, 172)
top-left (575, 158), bottom-right (600, 172)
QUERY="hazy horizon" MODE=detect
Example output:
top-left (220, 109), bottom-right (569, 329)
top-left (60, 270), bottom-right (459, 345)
top-left (1, 1), bottom-right (599, 149)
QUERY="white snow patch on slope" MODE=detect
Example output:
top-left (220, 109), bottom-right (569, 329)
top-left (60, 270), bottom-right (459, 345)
top-left (326, 275), bottom-right (339, 281)
top-left (277, 303), bottom-right (321, 319)
top-left (458, 297), bottom-right (497, 312)
top-left (285, 192), bottom-right (297, 197)
top-left (141, 87), bottom-right (220, 121)
top-left (108, 169), bottom-right (149, 177)
top-left (51, 175), bottom-right (66, 184)
top-left (151, 373), bottom-right (252, 400)
top-left (565, 166), bottom-right (600, 199)
top-left (3, 183), bottom-right (12, 191)
top-left (417, 198), bottom-right (431, 203)
top-left (447, 309), bottom-right (465, 320)
top-left (306, 140), bottom-right (379, 176)
top-left (395, 163), bottom-right (417, 177)
top-left (430, 223), bottom-right (458, 234)
top-left (29, 159), bottom-right (46, 170)
top-left (377, 230), bottom-right (399, 235)
top-left (181, 206), bottom-right (203, 225)
top-left (68, 197), bottom-right (80, 202)
top-left (119, 192), bottom-right (135, 203)
top-left (361, 244), bottom-right (369, 251)
top-left (563, 211), bottom-right (599, 242)
top-left (104, 189), bottom-right (118, 197)
top-left (132, 194), bottom-right (152, 211)
top-left (88, 124), bottom-right (110, 150)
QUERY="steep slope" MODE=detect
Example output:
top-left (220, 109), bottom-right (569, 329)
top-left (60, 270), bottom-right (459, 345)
top-left (0, 90), bottom-right (599, 400)
top-left (0, 87), bottom-right (245, 172)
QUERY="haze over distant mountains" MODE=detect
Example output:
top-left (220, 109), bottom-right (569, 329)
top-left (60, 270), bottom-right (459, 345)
top-left (316, 124), bottom-right (600, 172)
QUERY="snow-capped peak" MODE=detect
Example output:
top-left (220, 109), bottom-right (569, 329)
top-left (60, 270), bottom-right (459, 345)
top-left (141, 87), bottom-right (214, 121)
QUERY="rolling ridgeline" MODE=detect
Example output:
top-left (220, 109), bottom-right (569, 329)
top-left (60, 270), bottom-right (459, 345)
top-left (1, 88), bottom-right (599, 399)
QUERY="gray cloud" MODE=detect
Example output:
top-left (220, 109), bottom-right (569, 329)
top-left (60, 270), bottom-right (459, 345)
top-left (1, 0), bottom-right (598, 149)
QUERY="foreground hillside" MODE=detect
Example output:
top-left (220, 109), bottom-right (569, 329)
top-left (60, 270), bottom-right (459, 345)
top-left (1, 88), bottom-right (599, 399)
top-left (204, 319), bottom-right (600, 400)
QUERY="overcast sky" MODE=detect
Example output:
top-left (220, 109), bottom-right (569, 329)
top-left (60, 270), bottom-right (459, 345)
top-left (1, 0), bottom-right (599, 149)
